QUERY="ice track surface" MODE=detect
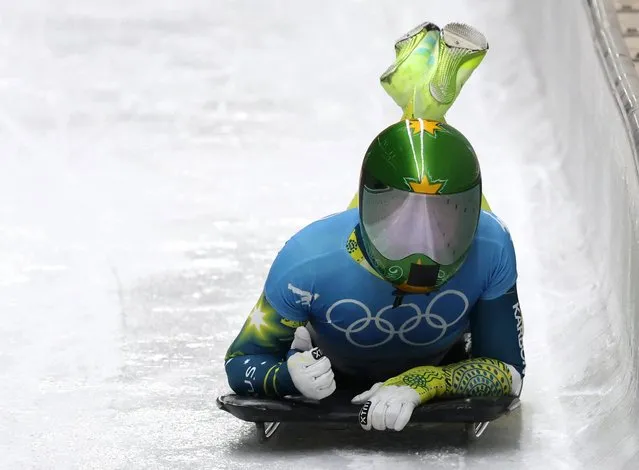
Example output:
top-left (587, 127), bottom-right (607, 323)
top-left (1, 1), bottom-right (638, 468)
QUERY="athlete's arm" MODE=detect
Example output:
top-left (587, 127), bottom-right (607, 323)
top-left (380, 283), bottom-right (525, 404)
top-left (466, 216), bottom-right (525, 396)
top-left (468, 283), bottom-right (525, 394)
top-left (352, 289), bottom-right (524, 432)
top-left (354, 287), bottom-right (525, 425)
top-left (224, 293), bottom-right (306, 397)
top-left (225, 237), bottom-right (316, 397)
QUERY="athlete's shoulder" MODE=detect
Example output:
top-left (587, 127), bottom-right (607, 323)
top-left (475, 210), bottom-right (513, 249)
top-left (473, 211), bottom-right (517, 299)
top-left (264, 209), bottom-right (358, 321)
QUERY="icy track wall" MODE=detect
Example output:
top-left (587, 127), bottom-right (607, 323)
top-left (517, 0), bottom-right (639, 465)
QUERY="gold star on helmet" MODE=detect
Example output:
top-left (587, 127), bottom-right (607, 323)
top-left (409, 119), bottom-right (443, 136)
top-left (409, 175), bottom-right (444, 194)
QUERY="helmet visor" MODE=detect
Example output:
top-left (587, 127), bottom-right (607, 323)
top-left (361, 184), bottom-right (481, 264)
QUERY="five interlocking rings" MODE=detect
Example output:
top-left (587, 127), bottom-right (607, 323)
top-left (325, 290), bottom-right (469, 348)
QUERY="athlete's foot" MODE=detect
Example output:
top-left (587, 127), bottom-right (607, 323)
top-left (380, 21), bottom-right (488, 121)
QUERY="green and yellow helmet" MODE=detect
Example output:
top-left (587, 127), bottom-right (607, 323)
top-left (358, 119), bottom-right (481, 293)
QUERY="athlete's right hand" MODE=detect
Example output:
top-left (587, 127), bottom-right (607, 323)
top-left (286, 326), bottom-right (336, 400)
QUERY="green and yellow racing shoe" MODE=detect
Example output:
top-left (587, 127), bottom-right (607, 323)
top-left (380, 21), bottom-right (488, 121)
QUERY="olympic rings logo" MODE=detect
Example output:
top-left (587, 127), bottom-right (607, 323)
top-left (325, 290), bottom-right (469, 348)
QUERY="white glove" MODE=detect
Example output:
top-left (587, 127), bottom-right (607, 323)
top-left (351, 383), bottom-right (421, 431)
top-left (290, 324), bottom-right (314, 352)
top-left (287, 326), bottom-right (336, 400)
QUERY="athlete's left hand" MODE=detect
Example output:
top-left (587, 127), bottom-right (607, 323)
top-left (351, 383), bottom-right (420, 431)
top-left (351, 366), bottom-right (448, 431)
top-left (352, 360), bottom-right (516, 431)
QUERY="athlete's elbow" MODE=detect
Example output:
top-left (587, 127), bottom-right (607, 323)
top-left (227, 377), bottom-right (250, 396)
top-left (224, 358), bottom-right (251, 396)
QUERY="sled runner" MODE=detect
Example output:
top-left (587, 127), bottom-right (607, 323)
top-left (216, 392), bottom-right (520, 442)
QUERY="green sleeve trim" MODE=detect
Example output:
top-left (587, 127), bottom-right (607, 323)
top-left (263, 364), bottom-right (279, 394)
top-left (272, 366), bottom-right (280, 396)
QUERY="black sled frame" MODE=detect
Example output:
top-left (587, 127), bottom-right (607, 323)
top-left (217, 393), bottom-right (520, 442)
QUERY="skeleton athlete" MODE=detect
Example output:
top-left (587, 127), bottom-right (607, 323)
top-left (224, 21), bottom-right (525, 432)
